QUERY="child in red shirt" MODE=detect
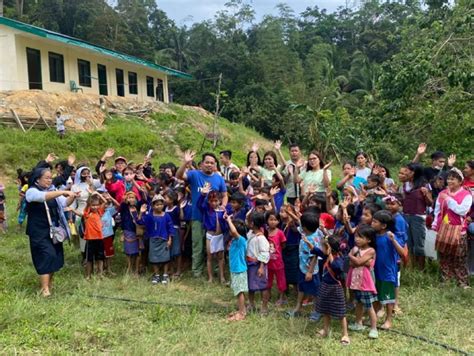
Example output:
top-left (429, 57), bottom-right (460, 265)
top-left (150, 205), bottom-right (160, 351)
top-left (265, 211), bottom-right (287, 305)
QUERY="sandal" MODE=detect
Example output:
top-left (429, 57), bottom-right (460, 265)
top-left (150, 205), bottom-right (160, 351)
top-left (340, 336), bottom-right (351, 346)
top-left (285, 310), bottom-right (301, 318)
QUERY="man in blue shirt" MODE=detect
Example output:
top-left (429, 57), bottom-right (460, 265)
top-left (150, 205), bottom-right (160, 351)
top-left (176, 150), bottom-right (227, 277)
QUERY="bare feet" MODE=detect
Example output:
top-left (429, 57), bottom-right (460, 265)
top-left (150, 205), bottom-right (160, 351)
top-left (317, 329), bottom-right (329, 338)
top-left (381, 321), bottom-right (392, 330)
top-left (227, 311), bottom-right (246, 321)
top-left (40, 288), bottom-right (51, 298)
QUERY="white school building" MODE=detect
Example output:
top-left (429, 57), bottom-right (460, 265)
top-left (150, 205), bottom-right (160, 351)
top-left (0, 17), bottom-right (191, 103)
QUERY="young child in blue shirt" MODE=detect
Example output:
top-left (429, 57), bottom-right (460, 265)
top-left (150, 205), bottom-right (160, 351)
top-left (137, 195), bottom-right (174, 285)
top-left (372, 210), bottom-right (405, 330)
top-left (225, 215), bottom-right (248, 321)
top-left (198, 183), bottom-right (228, 284)
top-left (287, 212), bottom-right (321, 318)
top-left (384, 194), bottom-right (408, 315)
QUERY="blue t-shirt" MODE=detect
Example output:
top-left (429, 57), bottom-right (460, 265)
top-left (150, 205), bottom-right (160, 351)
top-left (274, 187), bottom-right (286, 213)
top-left (187, 170), bottom-right (227, 221)
top-left (101, 206), bottom-right (116, 237)
top-left (229, 236), bottom-right (247, 273)
top-left (374, 232), bottom-right (401, 284)
top-left (299, 231), bottom-right (321, 274)
top-left (393, 213), bottom-right (408, 247)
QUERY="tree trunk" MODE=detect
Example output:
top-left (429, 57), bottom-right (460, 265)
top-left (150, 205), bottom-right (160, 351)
top-left (15, 0), bottom-right (24, 16)
top-left (0, 0), bottom-right (3, 17)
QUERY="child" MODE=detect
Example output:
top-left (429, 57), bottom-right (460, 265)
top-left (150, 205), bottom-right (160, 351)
top-left (0, 184), bottom-right (6, 234)
top-left (287, 212), bottom-right (321, 318)
top-left (120, 191), bottom-right (140, 274)
top-left (384, 194), bottom-right (408, 315)
top-left (100, 191), bottom-right (120, 275)
top-left (55, 111), bottom-right (69, 139)
top-left (246, 212), bottom-right (270, 314)
top-left (265, 211), bottom-right (287, 305)
top-left (347, 225), bottom-right (378, 339)
top-left (76, 193), bottom-right (106, 279)
top-left (314, 235), bottom-right (350, 345)
top-left (137, 195), bottom-right (174, 285)
top-left (199, 183), bottom-right (227, 284)
top-left (164, 189), bottom-right (182, 277)
top-left (372, 210), bottom-right (405, 330)
top-left (280, 204), bottom-right (301, 292)
top-left (227, 192), bottom-right (248, 221)
top-left (16, 169), bottom-right (29, 227)
top-left (225, 216), bottom-right (249, 321)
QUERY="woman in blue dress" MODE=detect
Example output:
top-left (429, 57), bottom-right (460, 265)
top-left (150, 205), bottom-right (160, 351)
top-left (25, 168), bottom-right (77, 297)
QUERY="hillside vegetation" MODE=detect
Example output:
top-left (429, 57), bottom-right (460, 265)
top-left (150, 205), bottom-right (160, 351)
top-left (0, 104), bottom-right (275, 177)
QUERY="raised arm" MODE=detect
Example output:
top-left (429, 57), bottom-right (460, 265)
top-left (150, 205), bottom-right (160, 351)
top-left (176, 150), bottom-right (195, 181)
top-left (412, 143), bottom-right (426, 163)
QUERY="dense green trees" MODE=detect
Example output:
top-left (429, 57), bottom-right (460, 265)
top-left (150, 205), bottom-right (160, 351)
top-left (3, 0), bottom-right (472, 163)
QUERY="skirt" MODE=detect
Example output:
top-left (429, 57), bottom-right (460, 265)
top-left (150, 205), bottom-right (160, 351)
top-left (283, 245), bottom-right (299, 284)
top-left (29, 232), bottom-right (64, 275)
top-left (315, 282), bottom-right (346, 319)
top-left (247, 262), bottom-right (268, 292)
top-left (231, 271), bottom-right (249, 296)
top-left (171, 229), bottom-right (181, 258)
top-left (123, 230), bottom-right (139, 256)
top-left (149, 238), bottom-right (170, 264)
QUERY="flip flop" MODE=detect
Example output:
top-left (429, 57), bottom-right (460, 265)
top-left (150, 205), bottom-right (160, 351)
top-left (285, 310), bottom-right (301, 318)
top-left (340, 336), bottom-right (351, 346)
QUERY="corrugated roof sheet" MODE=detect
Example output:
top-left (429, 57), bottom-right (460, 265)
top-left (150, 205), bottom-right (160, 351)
top-left (0, 16), bottom-right (192, 79)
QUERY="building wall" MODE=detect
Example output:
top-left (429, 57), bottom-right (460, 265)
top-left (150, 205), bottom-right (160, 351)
top-left (0, 25), bottom-right (170, 103)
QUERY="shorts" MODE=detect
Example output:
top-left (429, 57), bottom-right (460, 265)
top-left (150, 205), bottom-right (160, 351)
top-left (85, 239), bottom-right (105, 262)
top-left (103, 236), bottom-right (115, 258)
top-left (267, 268), bottom-right (287, 293)
top-left (206, 233), bottom-right (224, 254)
top-left (354, 290), bottom-right (378, 310)
top-left (231, 271), bottom-right (249, 296)
top-left (298, 271), bottom-right (320, 297)
top-left (375, 280), bottom-right (396, 305)
top-left (149, 238), bottom-right (170, 264)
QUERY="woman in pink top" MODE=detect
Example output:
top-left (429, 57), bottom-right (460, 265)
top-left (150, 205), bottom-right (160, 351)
top-left (432, 168), bottom-right (472, 288)
top-left (346, 225), bottom-right (379, 339)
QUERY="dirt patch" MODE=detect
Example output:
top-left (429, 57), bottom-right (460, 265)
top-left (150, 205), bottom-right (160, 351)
top-left (0, 90), bottom-right (215, 132)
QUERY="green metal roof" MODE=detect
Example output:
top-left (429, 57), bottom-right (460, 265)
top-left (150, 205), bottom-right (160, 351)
top-left (0, 16), bottom-right (192, 79)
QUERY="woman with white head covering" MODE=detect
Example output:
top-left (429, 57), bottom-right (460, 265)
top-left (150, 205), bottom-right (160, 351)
top-left (25, 167), bottom-right (77, 297)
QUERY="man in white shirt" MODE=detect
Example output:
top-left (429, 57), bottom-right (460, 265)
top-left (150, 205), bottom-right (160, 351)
top-left (219, 150), bottom-right (239, 181)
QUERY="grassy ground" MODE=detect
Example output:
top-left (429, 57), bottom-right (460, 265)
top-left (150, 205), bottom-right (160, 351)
top-left (0, 183), bottom-right (473, 355)
top-left (0, 104), bottom-right (276, 177)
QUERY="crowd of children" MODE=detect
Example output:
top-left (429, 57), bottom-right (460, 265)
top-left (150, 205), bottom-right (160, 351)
top-left (5, 142), bottom-right (474, 346)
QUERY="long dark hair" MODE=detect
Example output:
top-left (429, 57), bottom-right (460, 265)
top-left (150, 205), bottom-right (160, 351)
top-left (405, 162), bottom-right (426, 189)
top-left (306, 150), bottom-right (325, 170)
top-left (246, 151), bottom-right (262, 167)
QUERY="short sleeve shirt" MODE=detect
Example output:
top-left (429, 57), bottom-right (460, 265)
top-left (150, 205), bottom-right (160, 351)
top-left (229, 236), bottom-right (248, 273)
top-left (267, 229), bottom-right (286, 270)
top-left (300, 169), bottom-right (331, 193)
top-left (187, 170), bottom-right (227, 221)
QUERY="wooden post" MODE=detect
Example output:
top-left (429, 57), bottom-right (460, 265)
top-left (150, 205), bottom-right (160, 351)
top-left (212, 73), bottom-right (222, 149)
top-left (10, 109), bottom-right (25, 132)
top-left (34, 103), bottom-right (51, 129)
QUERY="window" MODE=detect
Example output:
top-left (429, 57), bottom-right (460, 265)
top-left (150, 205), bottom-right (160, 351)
top-left (146, 76), bottom-right (154, 97)
top-left (128, 72), bottom-right (138, 94)
top-left (77, 59), bottom-right (91, 87)
top-left (116, 69), bottom-right (124, 96)
top-left (48, 52), bottom-right (64, 83)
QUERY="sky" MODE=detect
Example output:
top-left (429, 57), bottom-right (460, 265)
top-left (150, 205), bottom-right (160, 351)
top-left (156, 0), bottom-right (350, 25)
